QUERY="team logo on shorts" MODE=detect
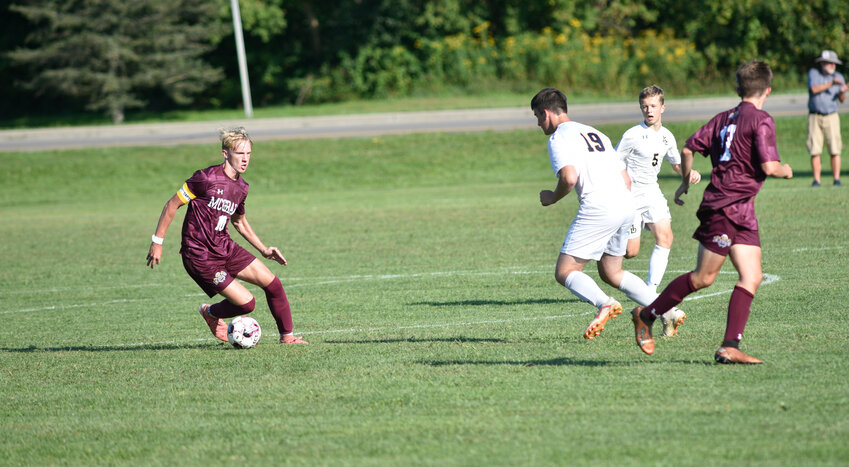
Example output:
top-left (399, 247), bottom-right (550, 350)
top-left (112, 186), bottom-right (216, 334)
top-left (213, 271), bottom-right (227, 285)
top-left (712, 234), bottom-right (732, 248)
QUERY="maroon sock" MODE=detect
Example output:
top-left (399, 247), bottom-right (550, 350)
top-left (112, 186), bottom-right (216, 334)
top-left (264, 277), bottom-right (293, 335)
top-left (641, 272), bottom-right (697, 322)
top-left (209, 297), bottom-right (255, 319)
top-left (723, 286), bottom-right (754, 346)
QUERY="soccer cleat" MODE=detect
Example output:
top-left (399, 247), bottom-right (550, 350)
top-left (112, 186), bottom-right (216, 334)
top-left (834, 179), bottom-right (842, 186)
top-left (631, 306), bottom-right (655, 355)
top-left (280, 334), bottom-right (309, 344)
top-left (583, 298), bottom-right (622, 340)
top-left (198, 304), bottom-right (228, 342)
top-left (714, 346), bottom-right (763, 364)
top-left (811, 180), bottom-right (821, 187)
top-left (660, 307), bottom-right (686, 337)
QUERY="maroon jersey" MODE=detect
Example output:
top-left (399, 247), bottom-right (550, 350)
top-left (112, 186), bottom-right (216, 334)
top-left (686, 101), bottom-right (781, 230)
top-left (176, 164), bottom-right (249, 261)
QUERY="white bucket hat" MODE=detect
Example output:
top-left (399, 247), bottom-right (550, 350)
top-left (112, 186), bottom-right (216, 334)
top-left (815, 50), bottom-right (842, 65)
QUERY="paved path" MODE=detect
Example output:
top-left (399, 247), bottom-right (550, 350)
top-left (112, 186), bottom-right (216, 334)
top-left (0, 93), bottom-right (821, 152)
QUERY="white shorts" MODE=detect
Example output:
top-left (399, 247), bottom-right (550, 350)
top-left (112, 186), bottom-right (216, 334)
top-left (629, 185), bottom-right (671, 239)
top-left (561, 205), bottom-right (632, 260)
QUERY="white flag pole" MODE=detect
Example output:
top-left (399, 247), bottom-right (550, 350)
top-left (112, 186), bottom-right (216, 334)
top-left (230, 0), bottom-right (253, 118)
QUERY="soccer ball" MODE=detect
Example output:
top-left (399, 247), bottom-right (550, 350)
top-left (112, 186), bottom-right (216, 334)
top-left (227, 316), bottom-right (261, 349)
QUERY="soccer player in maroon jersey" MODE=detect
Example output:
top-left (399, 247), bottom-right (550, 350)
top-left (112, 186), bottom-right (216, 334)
top-left (630, 60), bottom-right (792, 364)
top-left (146, 127), bottom-right (308, 344)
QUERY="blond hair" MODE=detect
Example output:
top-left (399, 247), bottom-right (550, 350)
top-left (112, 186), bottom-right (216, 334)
top-left (219, 127), bottom-right (252, 151)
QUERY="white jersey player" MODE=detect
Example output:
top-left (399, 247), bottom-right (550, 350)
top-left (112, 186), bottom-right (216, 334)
top-left (616, 85), bottom-right (700, 336)
top-left (617, 86), bottom-right (701, 292)
top-left (532, 87), bottom-right (676, 340)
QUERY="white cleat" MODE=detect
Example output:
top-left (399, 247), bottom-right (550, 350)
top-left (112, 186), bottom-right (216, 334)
top-left (660, 307), bottom-right (686, 337)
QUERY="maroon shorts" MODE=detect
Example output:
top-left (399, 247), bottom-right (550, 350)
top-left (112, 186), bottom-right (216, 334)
top-left (181, 243), bottom-right (257, 297)
top-left (692, 208), bottom-right (760, 256)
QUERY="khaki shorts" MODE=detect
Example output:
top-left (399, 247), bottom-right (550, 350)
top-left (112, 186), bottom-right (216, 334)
top-left (807, 113), bottom-right (842, 156)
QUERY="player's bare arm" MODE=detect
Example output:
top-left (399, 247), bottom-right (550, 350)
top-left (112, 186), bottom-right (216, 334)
top-left (540, 165), bottom-right (576, 206)
top-left (671, 163), bottom-right (701, 184)
top-left (673, 146), bottom-right (696, 205)
top-left (231, 213), bottom-right (287, 266)
top-left (761, 160), bottom-right (793, 179)
top-left (146, 194), bottom-right (184, 269)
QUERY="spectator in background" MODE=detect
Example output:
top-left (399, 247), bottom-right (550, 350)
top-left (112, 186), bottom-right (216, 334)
top-left (807, 50), bottom-right (848, 187)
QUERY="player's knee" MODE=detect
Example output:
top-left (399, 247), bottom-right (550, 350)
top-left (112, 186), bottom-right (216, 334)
top-left (741, 273), bottom-right (763, 291)
top-left (555, 269), bottom-right (577, 286)
top-left (555, 270), bottom-right (567, 285)
top-left (690, 272), bottom-right (716, 289)
top-left (656, 235), bottom-right (673, 249)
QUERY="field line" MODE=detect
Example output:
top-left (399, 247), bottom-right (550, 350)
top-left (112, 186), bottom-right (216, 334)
top-left (300, 311), bottom-right (594, 336)
top-left (85, 311), bottom-right (598, 349)
top-left (9, 272), bottom-right (782, 348)
top-left (1, 268), bottom-right (779, 315)
top-left (790, 246), bottom-right (845, 253)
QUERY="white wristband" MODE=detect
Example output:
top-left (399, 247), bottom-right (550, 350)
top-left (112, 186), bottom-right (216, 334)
top-left (151, 234), bottom-right (164, 245)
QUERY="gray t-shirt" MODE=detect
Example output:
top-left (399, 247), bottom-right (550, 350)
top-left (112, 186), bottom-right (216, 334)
top-left (808, 67), bottom-right (845, 115)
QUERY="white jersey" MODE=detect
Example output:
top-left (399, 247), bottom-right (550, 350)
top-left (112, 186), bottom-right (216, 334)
top-left (548, 121), bottom-right (631, 210)
top-left (615, 122), bottom-right (680, 189)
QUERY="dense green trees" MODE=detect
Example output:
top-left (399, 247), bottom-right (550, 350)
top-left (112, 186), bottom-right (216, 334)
top-left (2, 0), bottom-right (847, 122)
top-left (7, 0), bottom-right (223, 123)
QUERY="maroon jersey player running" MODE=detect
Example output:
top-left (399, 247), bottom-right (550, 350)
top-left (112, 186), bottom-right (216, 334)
top-left (146, 127), bottom-right (308, 344)
top-left (630, 60), bottom-right (792, 364)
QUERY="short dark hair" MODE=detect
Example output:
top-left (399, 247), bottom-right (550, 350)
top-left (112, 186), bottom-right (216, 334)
top-left (531, 88), bottom-right (568, 114)
top-left (639, 85), bottom-right (664, 104)
top-left (736, 60), bottom-right (772, 98)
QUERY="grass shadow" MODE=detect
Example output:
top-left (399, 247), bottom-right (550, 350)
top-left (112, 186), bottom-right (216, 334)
top-left (2, 342), bottom-right (218, 353)
top-left (410, 298), bottom-right (577, 307)
top-left (422, 357), bottom-right (717, 367)
top-left (325, 336), bottom-right (508, 345)
top-left (421, 357), bottom-right (617, 367)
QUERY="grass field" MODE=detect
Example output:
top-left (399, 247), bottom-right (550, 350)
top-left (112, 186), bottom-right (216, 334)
top-left (2, 114), bottom-right (848, 465)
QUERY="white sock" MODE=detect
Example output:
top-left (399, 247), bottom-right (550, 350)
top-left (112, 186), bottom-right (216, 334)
top-left (564, 271), bottom-right (609, 308)
top-left (618, 270), bottom-right (659, 306)
top-left (647, 245), bottom-right (670, 290)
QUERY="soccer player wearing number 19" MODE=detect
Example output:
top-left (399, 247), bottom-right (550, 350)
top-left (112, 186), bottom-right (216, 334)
top-left (532, 88), bottom-right (670, 341)
top-left (631, 60), bottom-right (793, 364)
top-left (146, 127), bottom-right (308, 345)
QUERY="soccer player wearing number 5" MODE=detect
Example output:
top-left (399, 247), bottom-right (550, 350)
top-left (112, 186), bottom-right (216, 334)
top-left (146, 127), bottom-right (308, 344)
top-left (631, 60), bottom-right (792, 364)
top-left (532, 88), bottom-right (672, 340)
top-left (616, 85), bottom-right (701, 336)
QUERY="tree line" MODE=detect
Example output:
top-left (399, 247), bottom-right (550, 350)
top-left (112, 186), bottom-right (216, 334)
top-left (2, 0), bottom-right (846, 123)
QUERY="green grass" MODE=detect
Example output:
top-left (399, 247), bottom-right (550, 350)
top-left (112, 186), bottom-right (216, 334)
top-left (1, 115), bottom-right (848, 465)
